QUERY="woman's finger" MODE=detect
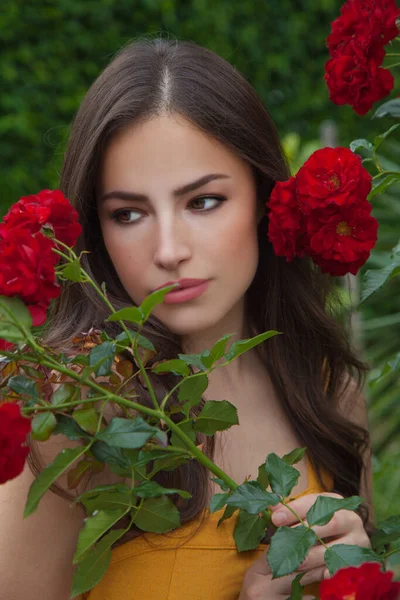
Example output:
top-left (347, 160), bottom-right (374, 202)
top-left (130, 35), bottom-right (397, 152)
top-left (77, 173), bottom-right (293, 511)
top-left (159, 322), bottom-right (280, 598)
top-left (270, 492), bottom-right (344, 527)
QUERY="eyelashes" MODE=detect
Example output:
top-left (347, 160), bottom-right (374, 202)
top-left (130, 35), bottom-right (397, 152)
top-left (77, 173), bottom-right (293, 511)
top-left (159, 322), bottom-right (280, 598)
top-left (110, 195), bottom-right (227, 225)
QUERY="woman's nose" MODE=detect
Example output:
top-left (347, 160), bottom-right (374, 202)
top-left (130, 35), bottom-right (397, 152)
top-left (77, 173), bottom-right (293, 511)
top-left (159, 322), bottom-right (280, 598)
top-left (153, 217), bottom-right (192, 271)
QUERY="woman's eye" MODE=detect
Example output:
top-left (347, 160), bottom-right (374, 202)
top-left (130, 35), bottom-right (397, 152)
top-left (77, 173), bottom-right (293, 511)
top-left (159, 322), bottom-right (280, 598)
top-left (189, 196), bottom-right (225, 211)
top-left (111, 209), bottom-right (142, 224)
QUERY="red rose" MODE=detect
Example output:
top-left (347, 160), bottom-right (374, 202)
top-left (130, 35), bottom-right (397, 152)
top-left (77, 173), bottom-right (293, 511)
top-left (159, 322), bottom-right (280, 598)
top-left (0, 403), bottom-right (31, 484)
top-left (0, 339), bottom-right (14, 353)
top-left (0, 228), bottom-right (60, 326)
top-left (324, 50), bottom-right (394, 116)
top-left (3, 189), bottom-right (82, 248)
top-left (320, 562), bottom-right (400, 600)
top-left (296, 147), bottom-right (372, 214)
top-left (306, 203), bottom-right (379, 276)
top-left (267, 177), bottom-right (306, 262)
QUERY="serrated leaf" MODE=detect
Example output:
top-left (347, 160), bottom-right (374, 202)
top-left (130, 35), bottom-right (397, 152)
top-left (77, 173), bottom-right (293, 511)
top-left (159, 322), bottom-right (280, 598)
top-left (153, 359), bottom-right (190, 376)
top-left (217, 504), bottom-right (238, 527)
top-left (268, 526), bottom-right (317, 578)
top-left (282, 447), bottom-right (307, 466)
top-left (139, 285), bottom-right (178, 320)
top-left (67, 459), bottom-right (92, 490)
top-left (361, 258), bottom-right (400, 302)
top-left (194, 400), bottom-right (239, 435)
top-left (325, 544), bottom-right (381, 575)
top-left (177, 352), bottom-right (208, 371)
top-left (60, 259), bottom-right (83, 282)
top-left (149, 453), bottom-right (190, 475)
top-left (31, 411), bottom-right (57, 441)
top-left (8, 375), bottom-right (39, 398)
top-left (210, 492), bottom-right (230, 513)
top-left (96, 416), bottom-right (159, 448)
top-left (0, 296), bottom-right (32, 342)
top-left (210, 477), bottom-right (230, 492)
top-left (372, 98), bottom-right (400, 119)
top-left (134, 496), bottom-right (180, 533)
top-left (73, 408), bottom-right (101, 435)
top-left (257, 464), bottom-right (270, 489)
top-left (306, 495), bottom-right (363, 527)
top-left (88, 441), bottom-right (133, 476)
top-left (107, 306), bottom-right (143, 324)
top-left (178, 373), bottom-right (208, 416)
top-left (371, 515), bottom-right (400, 552)
top-left (71, 528), bottom-right (126, 597)
top-left (374, 123), bottom-right (400, 150)
top-left (53, 414), bottom-right (91, 441)
top-left (76, 483), bottom-right (133, 513)
top-left (233, 510), bottom-right (270, 551)
top-left (24, 445), bottom-right (90, 517)
top-left (52, 383), bottom-right (78, 405)
top-left (74, 508), bottom-right (128, 563)
top-left (226, 481), bottom-right (280, 514)
top-left (208, 334), bottom-right (235, 365)
top-left (350, 139), bottom-right (374, 154)
top-left (266, 453), bottom-right (300, 498)
top-left (224, 331), bottom-right (280, 362)
top-left (134, 480), bottom-right (191, 499)
top-left (369, 172), bottom-right (400, 199)
top-left (89, 341), bottom-right (116, 376)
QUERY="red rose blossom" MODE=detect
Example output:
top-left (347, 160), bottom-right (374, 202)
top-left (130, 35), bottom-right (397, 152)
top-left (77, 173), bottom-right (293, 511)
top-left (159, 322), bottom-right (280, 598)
top-left (296, 147), bottom-right (372, 214)
top-left (0, 403), bottom-right (31, 484)
top-left (0, 339), bottom-right (14, 353)
top-left (3, 189), bottom-right (82, 248)
top-left (266, 176), bottom-right (306, 262)
top-left (0, 227), bottom-right (60, 326)
top-left (306, 203), bottom-right (379, 276)
top-left (320, 562), bottom-right (400, 600)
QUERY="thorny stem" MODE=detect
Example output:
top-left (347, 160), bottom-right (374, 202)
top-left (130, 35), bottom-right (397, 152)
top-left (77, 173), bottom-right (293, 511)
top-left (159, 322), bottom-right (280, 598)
top-left (281, 501), bottom-right (329, 551)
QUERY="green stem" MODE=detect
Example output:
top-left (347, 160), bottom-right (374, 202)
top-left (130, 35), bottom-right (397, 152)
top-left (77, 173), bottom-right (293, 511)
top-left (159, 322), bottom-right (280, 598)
top-left (384, 547), bottom-right (400, 559)
top-left (372, 170), bottom-right (400, 179)
top-left (388, 61), bottom-right (400, 68)
top-left (386, 53), bottom-right (400, 57)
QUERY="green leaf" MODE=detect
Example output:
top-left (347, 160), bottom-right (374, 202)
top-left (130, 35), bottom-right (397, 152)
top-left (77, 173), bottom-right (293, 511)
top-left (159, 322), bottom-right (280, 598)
top-left (369, 172), bottom-right (400, 199)
top-left (178, 373), bottom-right (209, 417)
top-left (208, 334), bottom-right (235, 365)
top-left (96, 416), bottom-right (159, 449)
top-left (282, 447), bottom-right (307, 466)
top-left (134, 496), bottom-right (181, 533)
top-left (31, 411), bottom-right (57, 441)
top-left (210, 492), bottom-right (230, 513)
top-left (289, 573), bottom-right (305, 599)
top-left (178, 352), bottom-right (208, 371)
top-left (226, 481), bottom-right (280, 514)
top-left (149, 453), bottom-right (190, 475)
top-left (71, 528), bottom-right (126, 597)
top-left (73, 408), bottom-right (100, 435)
top-left (79, 486), bottom-right (133, 514)
top-left (89, 341), bottom-right (116, 376)
top-left (233, 510), bottom-right (270, 552)
top-left (374, 123), bottom-right (400, 151)
top-left (0, 296), bottom-right (32, 342)
top-left (194, 400), bottom-right (239, 435)
top-left (325, 544), bottom-right (381, 575)
top-left (257, 464), bottom-right (270, 489)
top-left (224, 331), bottom-right (280, 362)
top-left (266, 453), bottom-right (300, 498)
top-left (53, 414), bottom-right (91, 441)
top-left (136, 447), bottom-right (187, 468)
top-left (134, 480), bottom-right (191, 499)
top-left (107, 306), bottom-right (143, 325)
top-left (306, 495), bottom-right (363, 527)
top-left (8, 375), bottom-right (39, 398)
top-left (115, 331), bottom-right (155, 352)
top-left (153, 359), bottom-right (190, 376)
top-left (60, 259), bottom-right (83, 282)
top-left (210, 477), bottom-right (230, 492)
top-left (371, 516), bottom-right (400, 552)
top-left (361, 258), bottom-right (400, 302)
top-left (24, 445), bottom-right (90, 517)
top-left (350, 139), bottom-right (374, 154)
top-left (372, 98), bottom-right (400, 119)
top-left (217, 504), bottom-right (238, 527)
top-left (52, 383), bottom-right (78, 405)
top-left (268, 526), bottom-right (317, 578)
top-left (139, 285), bottom-right (178, 320)
top-left (169, 419), bottom-right (197, 448)
top-left (369, 352), bottom-right (400, 388)
top-left (87, 441), bottom-right (133, 476)
top-left (74, 507), bottom-right (128, 564)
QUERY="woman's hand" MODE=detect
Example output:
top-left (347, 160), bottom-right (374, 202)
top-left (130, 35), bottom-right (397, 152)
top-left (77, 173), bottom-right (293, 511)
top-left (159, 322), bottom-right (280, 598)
top-left (238, 492), bottom-right (370, 599)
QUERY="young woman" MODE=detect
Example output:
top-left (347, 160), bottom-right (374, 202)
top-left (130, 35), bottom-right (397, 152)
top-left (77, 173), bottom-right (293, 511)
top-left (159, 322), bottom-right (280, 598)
top-left (0, 38), bottom-right (373, 599)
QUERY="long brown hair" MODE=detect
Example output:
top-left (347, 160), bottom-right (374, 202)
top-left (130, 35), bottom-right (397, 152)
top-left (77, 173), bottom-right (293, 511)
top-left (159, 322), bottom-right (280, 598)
top-left (29, 37), bottom-right (371, 541)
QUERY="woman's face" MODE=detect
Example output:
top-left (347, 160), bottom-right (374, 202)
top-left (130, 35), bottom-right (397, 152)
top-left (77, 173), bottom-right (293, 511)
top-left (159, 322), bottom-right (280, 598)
top-left (97, 114), bottom-right (260, 336)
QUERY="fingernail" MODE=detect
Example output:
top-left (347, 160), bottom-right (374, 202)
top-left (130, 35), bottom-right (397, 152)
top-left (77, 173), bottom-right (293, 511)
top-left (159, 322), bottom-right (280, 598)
top-left (323, 568), bottom-right (330, 579)
top-left (272, 511), bottom-right (287, 526)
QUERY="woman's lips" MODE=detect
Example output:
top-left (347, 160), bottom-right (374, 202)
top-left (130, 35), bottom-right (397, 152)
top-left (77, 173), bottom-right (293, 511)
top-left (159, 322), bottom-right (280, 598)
top-left (162, 280), bottom-right (210, 304)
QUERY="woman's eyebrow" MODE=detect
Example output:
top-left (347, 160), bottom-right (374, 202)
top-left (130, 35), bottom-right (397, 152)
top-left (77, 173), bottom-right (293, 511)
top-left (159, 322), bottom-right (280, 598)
top-left (99, 173), bottom-right (231, 203)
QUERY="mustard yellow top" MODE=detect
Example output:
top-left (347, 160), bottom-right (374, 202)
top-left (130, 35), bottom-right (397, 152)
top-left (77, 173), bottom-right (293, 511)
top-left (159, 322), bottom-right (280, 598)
top-left (83, 458), bottom-right (333, 600)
